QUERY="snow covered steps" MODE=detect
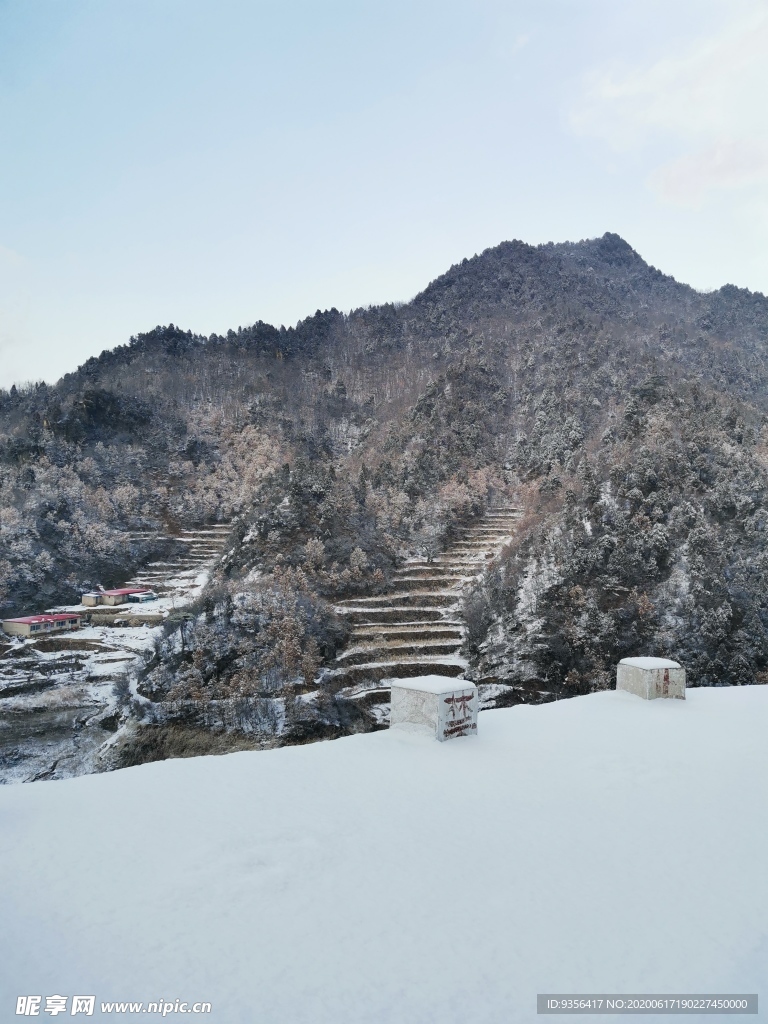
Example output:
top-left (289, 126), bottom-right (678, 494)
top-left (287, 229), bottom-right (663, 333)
top-left (350, 625), bottom-right (464, 643)
top-left (327, 506), bottom-right (521, 705)
top-left (126, 524), bottom-right (231, 593)
top-left (335, 639), bottom-right (464, 667)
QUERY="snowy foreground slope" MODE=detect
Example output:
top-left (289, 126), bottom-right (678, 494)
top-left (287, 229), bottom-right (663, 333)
top-left (1, 687), bottom-right (766, 1023)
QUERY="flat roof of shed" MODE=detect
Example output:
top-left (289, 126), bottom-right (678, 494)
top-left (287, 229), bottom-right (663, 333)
top-left (100, 588), bottom-right (151, 596)
top-left (389, 675), bottom-right (477, 695)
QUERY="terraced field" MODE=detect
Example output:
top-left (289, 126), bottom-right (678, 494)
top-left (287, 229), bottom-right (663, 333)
top-left (329, 508), bottom-right (521, 723)
top-left (0, 524), bottom-right (231, 783)
top-left (124, 525), bottom-right (232, 597)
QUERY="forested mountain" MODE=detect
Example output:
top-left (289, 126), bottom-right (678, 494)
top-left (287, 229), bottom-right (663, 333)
top-left (2, 232), bottom-right (768, 757)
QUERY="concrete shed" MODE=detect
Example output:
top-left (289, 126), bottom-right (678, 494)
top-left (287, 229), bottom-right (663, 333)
top-left (617, 657), bottom-right (686, 700)
top-left (390, 675), bottom-right (478, 741)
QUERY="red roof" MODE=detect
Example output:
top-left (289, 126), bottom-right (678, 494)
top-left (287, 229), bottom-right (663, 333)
top-left (4, 614), bottom-right (81, 625)
top-left (101, 588), bottom-right (150, 596)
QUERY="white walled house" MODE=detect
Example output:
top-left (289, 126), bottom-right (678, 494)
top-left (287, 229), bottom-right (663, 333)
top-left (2, 613), bottom-right (81, 638)
top-left (81, 587), bottom-right (152, 607)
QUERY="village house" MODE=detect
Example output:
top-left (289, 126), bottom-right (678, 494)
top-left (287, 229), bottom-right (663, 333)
top-left (2, 613), bottom-right (81, 638)
top-left (81, 588), bottom-right (155, 606)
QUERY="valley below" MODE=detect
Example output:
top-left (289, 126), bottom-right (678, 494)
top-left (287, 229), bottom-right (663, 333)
top-left (0, 525), bottom-right (230, 782)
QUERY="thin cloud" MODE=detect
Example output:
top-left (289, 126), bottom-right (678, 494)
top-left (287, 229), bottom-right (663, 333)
top-left (650, 139), bottom-right (768, 206)
top-left (569, 3), bottom-right (768, 203)
top-left (0, 243), bottom-right (26, 268)
top-left (510, 32), bottom-right (531, 54)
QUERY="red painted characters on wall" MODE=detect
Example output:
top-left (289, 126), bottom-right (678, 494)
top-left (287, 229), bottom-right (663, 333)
top-left (441, 690), bottom-right (477, 738)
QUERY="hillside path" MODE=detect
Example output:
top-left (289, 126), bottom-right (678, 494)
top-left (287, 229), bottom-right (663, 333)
top-left (328, 507), bottom-right (521, 723)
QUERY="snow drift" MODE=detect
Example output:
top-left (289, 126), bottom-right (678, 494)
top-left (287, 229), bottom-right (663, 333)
top-left (1, 686), bottom-right (766, 1022)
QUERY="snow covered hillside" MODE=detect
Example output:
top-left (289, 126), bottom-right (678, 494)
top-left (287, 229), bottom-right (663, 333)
top-left (1, 686), bottom-right (766, 1022)
top-left (0, 533), bottom-right (225, 786)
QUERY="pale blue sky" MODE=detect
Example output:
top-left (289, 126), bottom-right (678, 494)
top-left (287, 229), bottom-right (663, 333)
top-left (1, 0), bottom-right (767, 387)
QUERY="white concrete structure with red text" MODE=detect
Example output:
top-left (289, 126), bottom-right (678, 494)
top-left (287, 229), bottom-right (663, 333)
top-left (389, 675), bottom-right (478, 741)
top-left (617, 656), bottom-right (686, 700)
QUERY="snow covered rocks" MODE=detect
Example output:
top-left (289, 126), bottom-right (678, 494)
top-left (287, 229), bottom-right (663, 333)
top-left (389, 675), bottom-right (478, 740)
top-left (617, 656), bottom-right (686, 700)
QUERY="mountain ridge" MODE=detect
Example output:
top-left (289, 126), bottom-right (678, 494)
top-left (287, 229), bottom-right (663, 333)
top-left (2, 231), bottom-right (768, 772)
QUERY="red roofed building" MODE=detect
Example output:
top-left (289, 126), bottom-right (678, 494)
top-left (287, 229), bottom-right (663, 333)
top-left (2, 613), bottom-right (81, 638)
top-left (82, 588), bottom-right (152, 607)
